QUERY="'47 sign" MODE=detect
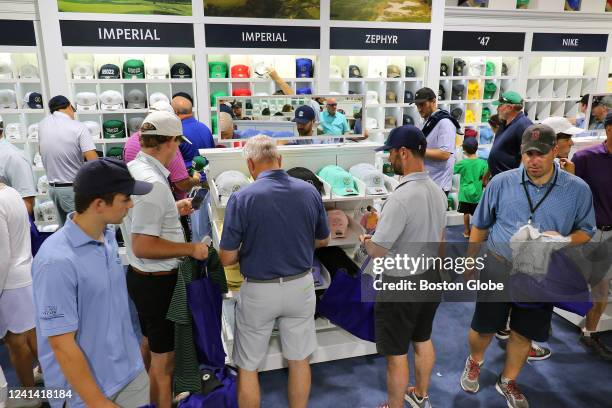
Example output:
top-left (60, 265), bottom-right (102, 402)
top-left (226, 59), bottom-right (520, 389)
top-left (443, 31), bottom-right (525, 52)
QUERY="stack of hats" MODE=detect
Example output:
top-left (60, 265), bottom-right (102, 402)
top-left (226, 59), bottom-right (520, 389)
top-left (75, 92), bottom-right (98, 111)
top-left (123, 59), bottom-right (145, 79)
top-left (170, 62), bottom-right (192, 79)
top-left (102, 120), bottom-right (125, 139)
top-left (100, 90), bottom-right (123, 110)
top-left (98, 64), bottom-right (120, 79)
top-left (317, 165), bottom-right (358, 197)
top-left (209, 62), bottom-right (228, 78)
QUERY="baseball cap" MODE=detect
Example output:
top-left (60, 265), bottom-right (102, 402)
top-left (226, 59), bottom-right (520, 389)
top-left (327, 209), bottom-right (349, 238)
top-left (170, 62), bottom-right (192, 79)
top-left (467, 82), bottom-right (480, 100)
top-left (106, 146), bottom-right (124, 160)
top-left (296, 58), bottom-right (313, 78)
top-left (386, 90), bottom-right (397, 103)
top-left (126, 89), bottom-right (147, 109)
top-left (404, 90), bottom-right (414, 103)
top-left (452, 83), bottom-right (465, 100)
top-left (209, 62), bottom-right (228, 78)
top-left (462, 137), bottom-right (479, 151)
top-left (440, 63), bottom-right (449, 76)
top-left (541, 116), bottom-right (584, 136)
top-left (465, 109), bottom-right (476, 123)
top-left (366, 117), bottom-right (378, 130)
top-left (231, 64), bottom-right (250, 78)
top-left (232, 89), bottom-right (251, 97)
top-left (453, 58), bottom-right (466, 75)
top-left (75, 92), bottom-right (98, 111)
top-left (287, 167), bottom-right (324, 195)
top-left (384, 115), bottom-right (397, 128)
top-left (0, 62), bottom-right (13, 79)
top-left (293, 105), bottom-right (315, 124)
top-left (23, 92), bottom-right (43, 109)
top-left (349, 163), bottom-right (388, 195)
top-left (216, 170), bottom-right (250, 203)
top-left (296, 87), bottom-right (312, 95)
top-left (450, 107), bottom-right (463, 121)
top-left (483, 81), bottom-right (497, 99)
top-left (375, 125), bottom-right (427, 152)
top-left (403, 115), bottom-right (415, 125)
top-left (99, 90), bottom-right (123, 110)
top-left (469, 61), bottom-right (485, 76)
top-left (19, 64), bottom-right (38, 79)
top-left (141, 110), bottom-right (190, 144)
top-left (149, 92), bottom-right (170, 107)
top-left (127, 117), bottom-right (145, 133)
top-left (481, 106), bottom-right (491, 122)
top-left (72, 61), bottom-right (94, 79)
top-left (521, 124), bottom-right (556, 154)
top-left (438, 85), bottom-right (446, 100)
top-left (146, 61), bottom-right (168, 79)
top-left (485, 61), bottom-right (495, 76)
top-left (317, 165), bottom-right (358, 196)
top-left (405, 66), bottom-right (416, 77)
top-left (0, 89), bottom-right (17, 108)
top-left (348, 65), bottom-right (362, 78)
top-left (102, 119), bottom-right (126, 139)
top-left (210, 91), bottom-right (228, 106)
top-left (501, 62), bottom-right (509, 76)
top-left (149, 101), bottom-right (174, 113)
top-left (123, 59), bottom-right (145, 79)
top-left (83, 121), bottom-right (102, 139)
top-left (5, 123), bottom-right (23, 140)
top-left (493, 90), bottom-right (523, 106)
top-left (48, 95), bottom-right (71, 113)
top-left (27, 123), bottom-right (38, 140)
top-left (330, 65), bottom-right (342, 79)
top-left (74, 157), bottom-right (152, 196)
top-left (387, 65), bottom-right (401, 78)
top-left (37, 175), bottom-right (48, 194)
top-left (98, 64), bottom-right (120, 79)
top-left (605, 111), bottom-right (612, 127)
top-left (366, 90), bottom-right (378, 104)
top-left (414, 87), bottom-right (437, 103)
top-left (464, 128), bottom-right (478, 139)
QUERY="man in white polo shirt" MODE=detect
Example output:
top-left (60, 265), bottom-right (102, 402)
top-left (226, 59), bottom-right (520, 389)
top-left (121, 110), bottom-right (208, 408)
top-left (38, 95), bottom-right (98, 225)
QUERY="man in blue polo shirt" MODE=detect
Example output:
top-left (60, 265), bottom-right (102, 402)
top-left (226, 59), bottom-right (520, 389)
top-left (460, 124), bottom-right (595, 408)
top-left (319, 97), bottom-right (350, 136)
top-left (219, 135), bottom-right (330, 408)
top-left (172, 93), bottom-right (215, 170)
top-left (32, 158), bottom-right (153, 408)
top-left (487, 91), bottom-right (533, 178)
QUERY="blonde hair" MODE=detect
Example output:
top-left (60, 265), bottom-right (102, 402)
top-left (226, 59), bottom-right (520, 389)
top-left (242, 135), bottom-right (279, 163)
top-left (219, 112), bottom-right (233, 138)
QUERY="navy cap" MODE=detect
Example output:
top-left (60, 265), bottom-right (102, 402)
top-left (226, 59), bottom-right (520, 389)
top-left (462, 137), bottom-right (478, 150)
top-left (74, 158), bottom-right (152, 196)
top-left (293, 105), bottom-right (315, 124)
top-left (48, 95), bottom-right (71, 113)
top-left (375, 125), bottom-right (427, 152)
top-left (605, 111), bottom-right (612, 127)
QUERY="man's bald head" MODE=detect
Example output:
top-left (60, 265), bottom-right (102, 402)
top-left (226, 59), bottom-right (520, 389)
top-left (171, 95), bottom-right (193, 117)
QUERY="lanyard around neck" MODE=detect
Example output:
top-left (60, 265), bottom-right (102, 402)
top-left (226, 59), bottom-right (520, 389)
top-left (521, 168), bottom-right (558, 224)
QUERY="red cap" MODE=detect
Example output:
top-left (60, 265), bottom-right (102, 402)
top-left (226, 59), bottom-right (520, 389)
top-left (464, 128), bottom-right (478, 138)
top-left (232, 88), bottom-right (251, 96)
top-left (231, 64), bottom-right (250, 78)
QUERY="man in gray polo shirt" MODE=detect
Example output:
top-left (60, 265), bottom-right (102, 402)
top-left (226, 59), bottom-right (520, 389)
top-left (0, 115), bottom-right (37, 215)
top-left (38, 95), bottom-right (98, 225)
top-left (415, 87), bottom-right (460, 195)
top-left (361, 125), bottom-right (447, 408)
top-left (219, 135), bottom-right (330, 408)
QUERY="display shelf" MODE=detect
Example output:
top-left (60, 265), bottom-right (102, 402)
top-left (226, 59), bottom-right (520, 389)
top-left (69, 78), bottom-right (194, 84)
top-left (209, 78), bottom-right (315, 83)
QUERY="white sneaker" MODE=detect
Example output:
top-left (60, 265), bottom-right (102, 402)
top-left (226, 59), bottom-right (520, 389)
top-left (33, 366), bottom-right (43, 385)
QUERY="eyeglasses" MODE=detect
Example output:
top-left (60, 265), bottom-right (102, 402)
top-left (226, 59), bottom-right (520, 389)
top-left (327, 103), bottom-right (337, 107)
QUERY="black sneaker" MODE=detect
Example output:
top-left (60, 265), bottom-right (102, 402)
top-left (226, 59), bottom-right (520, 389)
top-left (496, 329), bottom-right (510, 340)
top-left (580, 333), bottom-right (612, 360)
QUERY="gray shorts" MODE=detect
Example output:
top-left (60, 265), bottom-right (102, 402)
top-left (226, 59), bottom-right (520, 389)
top-left (233, 273), bottom-right (316, 371)
top-left (48, 185), bottom-right (75, 226)
top-left (110, 370), bottom-right (149, 407)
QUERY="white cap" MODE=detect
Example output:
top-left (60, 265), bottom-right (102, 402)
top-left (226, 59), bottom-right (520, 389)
top-left (469, 61), bottom-right (485, 76)
top-left (541, 116), bottom-right (584, 136)
top-left (38, 201), bottom-right (57, 222)
top-left (19, 64), bottom-right (39, 79)
top-left (349, 163), bottom-right (388, 195)
top-left (255, 92), bottom-right (269, 96)
top-left (366, 117), bottom-right (378, 130)
top-left (149, 92), bottom-right (169, 107)
top-left (252, 60), bottom-right (268, 78)
top-left (27, 123), bottom-right (38, 140)
top-left (328, 91), bottom-right (340, 95)
top-left (149, 100), bottom-right (174, 113)
top-left (366, 90), bottom-right (378, 104)
top-left (141, 110), bottom-right (190, 144)
top-left (5, 122), bottom-right (24, 140)
top-left (0, 89), bottom-right (17, 108)
top-left (126, 89), bottom-right (147, 109)
top-left (329, 65), bottom-right (342, 79)
top-left (33, 152), bottom-right (42, 168)
top-left (146, 62), bottom-right (168, 79)
top-left (37, 175), bottom-right (48, 194)
top-left (75, 92), bottom-right (98, 111)
top-left (72, 61), bottom-right (94, 79)
top-left (99, 90), bottom-right (123, 110)
top-left (83, 121), bottom-right (102, 139)
top-left (0, 62), bottom-right (13, 79)
top-left (216, 170), bottom-right (250, 204)
top-left (128, 117), bottom-right (145, 133)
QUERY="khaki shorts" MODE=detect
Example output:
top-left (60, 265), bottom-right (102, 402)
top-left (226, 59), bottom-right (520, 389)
top-left (233, 273), bottom-right (316, 371)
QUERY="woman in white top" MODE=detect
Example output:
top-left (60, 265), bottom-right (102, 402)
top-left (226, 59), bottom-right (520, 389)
top-left (0, 184), bottom-right (39, 396)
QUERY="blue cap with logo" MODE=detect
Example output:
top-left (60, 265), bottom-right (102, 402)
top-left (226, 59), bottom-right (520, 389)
top-left (375, 125), bottom-right (427, 152)
top-left (293, 105), bottom-right (315, 124)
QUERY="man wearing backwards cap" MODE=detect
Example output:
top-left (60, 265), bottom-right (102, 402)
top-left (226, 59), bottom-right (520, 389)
top-left (361, 125), bottom-right (447, 408)
top-left (121, 110), bottom-right (209, 408)
top-left (32, 158), bottom-right (153, 408)
top-left (219, 135), bottom-right (330, 408)
top-left (462, 124), bottom-right (595, 408)
top-left (37, 95), bottom-right (99, 226)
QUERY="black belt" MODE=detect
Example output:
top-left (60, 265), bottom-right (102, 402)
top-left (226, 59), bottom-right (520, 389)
top-left (49, 182), bottom-right (73, 187)
top-left (245, 270), bottom-right (310, 284)
top-left (598, 226), bottom-right (612, 232)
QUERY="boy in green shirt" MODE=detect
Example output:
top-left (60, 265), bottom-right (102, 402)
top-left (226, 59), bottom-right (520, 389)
top-left (454, 137), bottom-right (488, 238)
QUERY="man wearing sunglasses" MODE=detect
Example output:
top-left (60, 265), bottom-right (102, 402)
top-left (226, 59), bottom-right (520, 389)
top-left (319, 97), bottom-right (350, 137)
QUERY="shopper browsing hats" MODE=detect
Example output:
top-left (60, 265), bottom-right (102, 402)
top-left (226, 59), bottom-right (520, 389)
top-left (454, 137), bottom-right (488, 238)
top-left (571, 111), bottom-right (612, 360)
top-left (0, 115), bottom-right (37, 215)
top-left (219, 135), bottom-right (330, 408)
top-left (414, 87), bottom-right (461, 194)
top-left (461, 124), bottom-right (596, 408)
top-left (171, 93), bottom-right (215, 170)
top-left (587, 96), bottom-right (610, 130)
top-left (121, 110), bottom-right (209, 408)
top-left (0, 184), bottom-right (40, 406)
top-left (319, 97), bottom-right (350, 136)
top-left (32, 158), bottom-right (154, 408)
top-left (363, 125), bottom-right (447, 408)
top-left (487, 91), bottom-right (533, 178)
top-left (38, 95), bottom-right (98, 226)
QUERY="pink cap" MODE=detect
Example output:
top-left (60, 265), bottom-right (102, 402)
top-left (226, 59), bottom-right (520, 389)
top-left (327, 209), bottom-right (349, 238)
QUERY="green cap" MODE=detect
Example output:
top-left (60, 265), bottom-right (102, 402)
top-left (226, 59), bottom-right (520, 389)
top-left (211, 91), bottom-right (228, 106)
top-left (106, 146), bottom-right (124, 160)
top-left (103, 120), bottom-right (126, 139)
top-left (211, 115), bottom-right (218, 135)
top-left (481, 106), bottom-right (491, 122)
top-left (485, 61), bottom-right (495, 76)
top-left (123, 59), bottom-right (145, 79)
top-left (209, 62), bottom-right (228, 79)
top-left (192, 156), bottom-right (208, 171)
top-left (492, 90), bottom-right (522, 106)
top-left (483, 81), bottom-right (498, 99)
top-left (317, 165), bottom-right (358, 197)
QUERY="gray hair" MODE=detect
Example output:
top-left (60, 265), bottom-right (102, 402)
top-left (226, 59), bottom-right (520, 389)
top-left (242, 135), bottom-right (280, 163)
